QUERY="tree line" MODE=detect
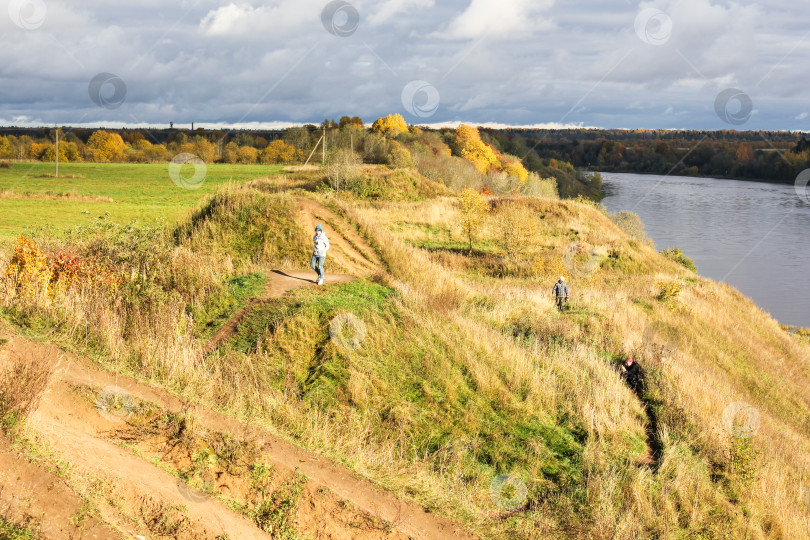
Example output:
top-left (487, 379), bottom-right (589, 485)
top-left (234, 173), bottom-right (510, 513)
top-left (486, 129), bottom-right (809, 184)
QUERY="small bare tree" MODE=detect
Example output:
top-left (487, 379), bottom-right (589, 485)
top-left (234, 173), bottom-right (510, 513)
top-left (323, 148), bottom-right (360, 191)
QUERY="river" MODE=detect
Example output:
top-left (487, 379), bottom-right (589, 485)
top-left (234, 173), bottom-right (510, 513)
top-left (600, 172), bottom-right (810, 328)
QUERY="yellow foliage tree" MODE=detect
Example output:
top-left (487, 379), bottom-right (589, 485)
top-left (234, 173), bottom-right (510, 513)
top-left (502, 158), bottom-right (529, 183)
top-left (235, 145), bottom-right (259, 164)
top-left (193, 137), bottom-right (216, 163)
top-left (259, 139), bottom-right (303, 164)
top-left (371, 114), bottom-right (408, 136)
top-left (87, 130), bottom-right (126, 162)
top-left (25, 143), bottom-right (48, 160)
top-left (454, 125), bottom-right (499, 174)
top-left (458, 188), bottom-right (489, 253)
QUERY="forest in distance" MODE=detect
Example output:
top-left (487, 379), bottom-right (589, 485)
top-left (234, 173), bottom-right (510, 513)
top-left (486, 127), bottom-right (810, 185)
top-left (1, 122), bottom-right (807, 192)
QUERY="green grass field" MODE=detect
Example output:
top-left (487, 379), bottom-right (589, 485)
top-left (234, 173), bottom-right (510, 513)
top-left (0, 162), bottom-right (283, 243)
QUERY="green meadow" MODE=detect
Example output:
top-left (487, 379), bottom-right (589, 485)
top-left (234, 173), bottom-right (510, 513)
top-left (0, 162), bottom-right (282, 242)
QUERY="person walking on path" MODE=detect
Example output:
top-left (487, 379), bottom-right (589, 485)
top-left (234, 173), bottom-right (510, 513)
top-left (621, 357), bottom-right (645, 394)
top-left (552, 276), bottom-right (569, 311)
top-left (311, 224), bottom-right (330, 285)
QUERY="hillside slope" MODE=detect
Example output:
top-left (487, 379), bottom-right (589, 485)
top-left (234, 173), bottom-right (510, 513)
top-left (0, 167), bottom-right (808, 538)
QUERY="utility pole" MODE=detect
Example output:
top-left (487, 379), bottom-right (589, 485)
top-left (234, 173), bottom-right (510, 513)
top-left (54, 129), bottom-right (59, 178)
top-left (322, 126), bottom-right (326, 162)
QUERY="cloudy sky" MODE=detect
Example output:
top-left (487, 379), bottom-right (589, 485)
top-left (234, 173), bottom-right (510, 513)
top-left (0, 0), bottom-right (807, 130)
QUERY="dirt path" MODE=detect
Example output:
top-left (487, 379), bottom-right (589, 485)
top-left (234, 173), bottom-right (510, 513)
top-left (1, 197), bottom-right (476, 539)
top-left (6, 336), bottom-right (474, 539)
top-left (204, 197), bottom-right (382, 354)
top-left (0, 439), bottom-right (121, 539)
top-left (296, 197), bottom-right (381, 277)
top-left (203, 271), bottom-right (356, 354)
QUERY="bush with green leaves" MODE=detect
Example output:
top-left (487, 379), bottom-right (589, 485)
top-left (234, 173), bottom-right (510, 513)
top-left (661, 247), bottom-right (697, 272)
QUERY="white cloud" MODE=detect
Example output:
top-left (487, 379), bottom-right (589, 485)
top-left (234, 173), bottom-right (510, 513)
top-left (367, 0), bottom-right (435, 26)
top-left (200, 3), bottom-right (257, 35)
top-left (0, 0), bottom-right (805, 129)
top-left (439, 0), bottom-right (555, 40)
top-left (199, 1), bottom-right (318, 37)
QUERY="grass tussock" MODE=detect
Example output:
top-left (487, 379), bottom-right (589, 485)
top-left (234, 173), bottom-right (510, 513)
top-left (0, 346), bottom-right (54, 433)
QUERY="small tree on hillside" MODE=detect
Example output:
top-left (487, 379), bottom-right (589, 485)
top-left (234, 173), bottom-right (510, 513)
top-left (323, 148), bottom-right (360, 191)
top-left (496, 203), bottom-right (541, 260)
top-left (458, 188), bottom-right (489, 254)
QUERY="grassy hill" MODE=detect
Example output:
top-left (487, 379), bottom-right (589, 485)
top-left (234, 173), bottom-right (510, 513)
top-left (0, 162), bottom-right (808, 538)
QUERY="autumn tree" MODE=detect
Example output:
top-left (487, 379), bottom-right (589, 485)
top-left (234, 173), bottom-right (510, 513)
top-left (259, 140), bottom-right (303, 164)
top-left (25, 143), bottom-right (48, 160)
top-left (236, 145), bottom-right (259, 164)
top-left (502, 156), bottom-right (529, 183)
top-left (283, 127), bottom-right (313, 152)
top-left (87, 130), bottom-right (126, 162)
top-left (457, 188), bottom-right (489, 253)
top-left (453, 125), bottom-right (499, 174)
top-left (222, 142), bottom-right (239, 163)
top-left (192, 137), bottom-right (216, 163)
top-left (371, 114), bottom-right (408, 136)
top-left (339, 116), bottom-right (364, 130)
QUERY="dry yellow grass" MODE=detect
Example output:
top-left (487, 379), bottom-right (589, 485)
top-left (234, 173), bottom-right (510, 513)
top-left (341, 193), bottom-right (810, 537)
top-left (2, 175), bottom-right (809, 538)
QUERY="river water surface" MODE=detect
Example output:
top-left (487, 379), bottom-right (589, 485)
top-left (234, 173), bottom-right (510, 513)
top-left (600, 172), bottom-right (810, 328)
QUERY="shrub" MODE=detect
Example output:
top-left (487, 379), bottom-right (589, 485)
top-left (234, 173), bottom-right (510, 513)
top-left (0, 348), bottom-right (53, 432)
top-left (0, 161), bottom-right (12, 169)
top-left (412, 149), bottom-right (485, 191)
top-left (385, 140), bottom-right (413, 169)
top-left (661, 247), bottom-right (697, 272)
top-left (656, 280), bottom-right (682, 303)
top-left (520, 173), bottom-right (558, 198)
top-left (5, 236), bottom-right (51, 298)
top-left (495, 202), bottom-right (542, 260)
top-left (610, 211), bottom-right (654, 248)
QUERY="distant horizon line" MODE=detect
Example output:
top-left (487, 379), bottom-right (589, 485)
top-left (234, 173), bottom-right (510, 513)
top-left (0, 121), bottom-right (806, 134)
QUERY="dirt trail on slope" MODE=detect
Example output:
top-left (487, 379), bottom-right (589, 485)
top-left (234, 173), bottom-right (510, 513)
top-left (296, 197), bottom-right (381, 277)
top-left (203, 270), bottom-right (356, 353)
top-left (203, 197), bottom-right (381, 354)
top-left (0, 439), bottom-right (121, 539)
top-left (6, 336), bottom-right (476, 539)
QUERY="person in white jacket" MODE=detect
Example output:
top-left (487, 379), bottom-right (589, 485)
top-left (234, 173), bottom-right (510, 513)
top-left (311, 224), bottom-right (330, 285)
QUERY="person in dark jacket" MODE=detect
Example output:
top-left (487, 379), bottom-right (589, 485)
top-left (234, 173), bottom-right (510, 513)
top-left (621, 357), bottom-right (644, 393)
top-left (552, 276), bottom-right (569, 311)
